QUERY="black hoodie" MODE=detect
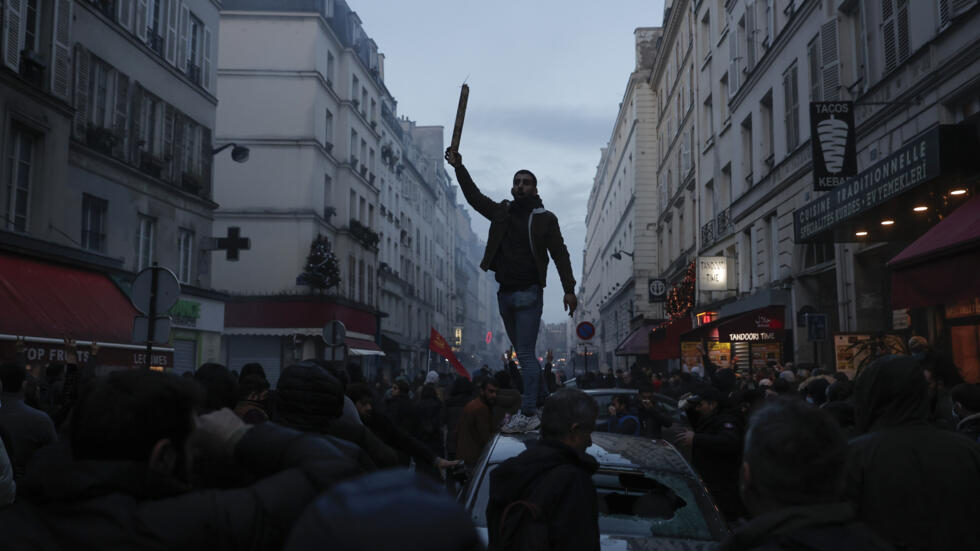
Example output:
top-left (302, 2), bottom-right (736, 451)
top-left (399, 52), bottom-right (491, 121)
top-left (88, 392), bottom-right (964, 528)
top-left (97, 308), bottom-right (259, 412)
top-left (845, 355), bottom-right (980, 551)
top-left (486, 438), bottom-right (599, 551)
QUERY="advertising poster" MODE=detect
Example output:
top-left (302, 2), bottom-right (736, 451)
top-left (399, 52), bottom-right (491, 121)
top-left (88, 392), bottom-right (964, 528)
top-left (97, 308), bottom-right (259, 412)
top-left (834, 333), bottom-right (906, 379)
top-left (681, 342), bottom-right (703, 373)
top-left (708, 341), bottom-right (731, 368)
top-left (752, 343), bottom-right (782, 371)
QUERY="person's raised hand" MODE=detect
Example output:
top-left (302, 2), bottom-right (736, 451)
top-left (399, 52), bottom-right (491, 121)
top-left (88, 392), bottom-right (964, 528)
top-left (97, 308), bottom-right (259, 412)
top-left (444, 147), bottom-right (462, 168)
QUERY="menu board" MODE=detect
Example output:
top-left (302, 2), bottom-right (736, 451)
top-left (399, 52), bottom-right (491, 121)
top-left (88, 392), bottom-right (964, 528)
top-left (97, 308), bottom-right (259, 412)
top-left (834, 333), bottom-right (906, 379)
top-left (709, 341), bottom-right (732, 369)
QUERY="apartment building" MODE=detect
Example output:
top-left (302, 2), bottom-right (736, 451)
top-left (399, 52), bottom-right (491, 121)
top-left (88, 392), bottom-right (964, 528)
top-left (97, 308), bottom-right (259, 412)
top-left (580, 27), bottom-right (662, 372)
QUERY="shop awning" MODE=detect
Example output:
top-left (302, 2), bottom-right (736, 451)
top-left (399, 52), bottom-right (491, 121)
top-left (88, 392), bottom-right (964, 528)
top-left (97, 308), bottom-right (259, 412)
top-left (888, 193), bottom-right (980, 309)
top-left (0, 253), bottom-right (137, 343)
top-left (716, 306), bottom-right (786, 341)
top-left (615, 320), bottom-right (661, 356)
top-left (0, 253), bottom-right (172, 368)
top-left (649, 317), bottom-right (692, 360)
top-left (346, 337), bottom-right (385, 356)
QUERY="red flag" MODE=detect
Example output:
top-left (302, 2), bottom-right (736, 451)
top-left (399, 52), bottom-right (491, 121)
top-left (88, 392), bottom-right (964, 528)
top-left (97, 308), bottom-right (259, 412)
top-left (429, 327), bottom-right (470, 380)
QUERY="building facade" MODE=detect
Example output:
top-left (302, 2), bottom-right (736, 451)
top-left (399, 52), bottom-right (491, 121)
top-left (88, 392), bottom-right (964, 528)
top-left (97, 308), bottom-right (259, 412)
top-left (580, 27), bottom-right (662, 374)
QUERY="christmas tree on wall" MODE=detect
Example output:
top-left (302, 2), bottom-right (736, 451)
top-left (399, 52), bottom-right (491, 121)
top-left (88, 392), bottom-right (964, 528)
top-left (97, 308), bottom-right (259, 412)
top-left (665, 261), bottom-right (696, 321)
top-left (297, 234), bottom-right (340, 292)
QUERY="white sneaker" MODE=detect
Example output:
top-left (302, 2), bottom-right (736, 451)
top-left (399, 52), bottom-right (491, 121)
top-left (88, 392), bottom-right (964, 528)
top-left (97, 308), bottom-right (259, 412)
top-left (501, 412), bottom-right (541, 433)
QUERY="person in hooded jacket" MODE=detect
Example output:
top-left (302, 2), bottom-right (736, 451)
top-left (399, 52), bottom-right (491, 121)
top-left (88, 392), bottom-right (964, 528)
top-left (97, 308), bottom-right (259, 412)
top-left (486, 388), bottom-right (599, 551)
top-left (276, 362), bottom-right (399, 470)
top-left (844, 355), bottom-right (980, 551)
top-left (718, 398), bottom-right (893, 551)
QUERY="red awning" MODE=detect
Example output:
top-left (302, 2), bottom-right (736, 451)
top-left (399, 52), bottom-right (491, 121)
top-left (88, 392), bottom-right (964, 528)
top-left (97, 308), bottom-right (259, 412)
top-left (889, 193), bottom-right (980, 309)
top-left (649, 317), bottom-right (692, 360)
top-left (0, 254), bottom-right (137, 343)
top-left (616, 320), bottom-right (662, 356)
top-left (346, 337), bottom-right (384, 356)
top-left (225, 298), bottom-right (378, 335)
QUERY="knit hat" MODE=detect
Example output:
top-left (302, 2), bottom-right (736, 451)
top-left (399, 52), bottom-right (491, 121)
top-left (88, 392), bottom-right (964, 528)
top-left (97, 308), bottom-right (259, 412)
top-left (425, 371), bottom-right (439, 385)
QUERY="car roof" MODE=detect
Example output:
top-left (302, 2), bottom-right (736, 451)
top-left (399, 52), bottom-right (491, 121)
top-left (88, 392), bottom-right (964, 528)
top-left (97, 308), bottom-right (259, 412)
top-left (486, 432), bottom-right (696, 476)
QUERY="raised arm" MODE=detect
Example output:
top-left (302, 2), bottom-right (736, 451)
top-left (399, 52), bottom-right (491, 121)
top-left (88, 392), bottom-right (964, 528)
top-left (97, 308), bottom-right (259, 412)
top-left (445, 148), bottom-right (499, 220)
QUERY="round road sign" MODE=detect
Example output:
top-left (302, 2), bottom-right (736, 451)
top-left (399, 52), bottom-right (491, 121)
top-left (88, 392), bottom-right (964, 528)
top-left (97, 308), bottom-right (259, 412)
top-left (576, 321), bottom-right (596, 341)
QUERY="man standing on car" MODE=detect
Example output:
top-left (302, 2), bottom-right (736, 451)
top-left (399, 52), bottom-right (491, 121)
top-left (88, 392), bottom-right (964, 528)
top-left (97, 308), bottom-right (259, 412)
top-left (446, 148), bottom-right (577, 434)
top-left (486, 388), bottom-right (599, 551)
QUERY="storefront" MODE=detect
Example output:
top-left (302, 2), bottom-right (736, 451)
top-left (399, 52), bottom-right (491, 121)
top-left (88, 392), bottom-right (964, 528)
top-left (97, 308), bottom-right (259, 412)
top-left (223, 296), bottom-right (384, 385)
top-left (682, 305), bottom-right (788, 375)
top-left (169, 293), bottom-right (225, 375)
top-left (0, 253), bottom-right (172, 371)
top-left (794, 123), bottom-right (980, 381)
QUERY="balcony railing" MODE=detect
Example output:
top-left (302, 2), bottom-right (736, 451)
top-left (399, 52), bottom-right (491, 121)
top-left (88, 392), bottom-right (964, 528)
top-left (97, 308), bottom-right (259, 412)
top-left (701, 219), bottom-right (715, 248)
top-left (349, 219), bottom-right (380, 250)
top-left (716, 207), bottom-right (733, 239)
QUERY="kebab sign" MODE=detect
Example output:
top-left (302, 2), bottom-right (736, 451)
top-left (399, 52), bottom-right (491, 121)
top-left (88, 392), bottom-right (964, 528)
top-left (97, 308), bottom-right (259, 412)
top-left (810, 102), bottom-right (857, 192)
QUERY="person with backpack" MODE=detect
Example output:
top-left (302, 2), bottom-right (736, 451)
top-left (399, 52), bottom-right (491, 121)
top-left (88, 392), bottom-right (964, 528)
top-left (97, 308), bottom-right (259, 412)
top-left (600, 395), bottom-right (640, 435)
top-left (486, 388), bottom-right (600, 551)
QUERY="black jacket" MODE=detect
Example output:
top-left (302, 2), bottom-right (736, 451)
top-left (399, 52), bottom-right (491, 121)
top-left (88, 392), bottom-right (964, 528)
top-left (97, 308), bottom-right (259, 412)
top-left (453, 165), bottom-right (576, 294)
top-left (845, 355), bottom-right (980, 551)
top-left (718, 502), bottom-right (894, 551)
top-left (0, 423), bottom-right (361, 550)
top-left (486, 439), bottom-right (599, 551)
top-left (691, 409), bottom-right (744, 521)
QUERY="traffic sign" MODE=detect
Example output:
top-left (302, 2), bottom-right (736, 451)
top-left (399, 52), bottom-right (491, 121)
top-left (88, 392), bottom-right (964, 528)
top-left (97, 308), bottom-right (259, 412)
top-left (322, 320), bottom-right (347, 346)
top-left (133, 316), bottom-right (171, 345)
top-left (576, 321), bottom-right (595, 341)
top-left (131, 266), bottom-right (180, 315)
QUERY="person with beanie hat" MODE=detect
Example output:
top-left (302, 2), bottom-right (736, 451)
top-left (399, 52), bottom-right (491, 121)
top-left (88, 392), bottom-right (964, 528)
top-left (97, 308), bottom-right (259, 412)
top-left (425, 371), bottom-right (440, 385)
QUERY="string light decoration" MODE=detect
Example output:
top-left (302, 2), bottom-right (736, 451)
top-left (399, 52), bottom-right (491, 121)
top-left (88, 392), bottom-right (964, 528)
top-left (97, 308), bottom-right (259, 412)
top-left (665, 261), bottom-right (696, 320)
top-left (297, 234), bottom-right (341, 292)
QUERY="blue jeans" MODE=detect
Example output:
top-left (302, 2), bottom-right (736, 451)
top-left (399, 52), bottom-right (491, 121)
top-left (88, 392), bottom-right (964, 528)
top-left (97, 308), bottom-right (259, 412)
top-left (498, 284), bottom-right (545, 415)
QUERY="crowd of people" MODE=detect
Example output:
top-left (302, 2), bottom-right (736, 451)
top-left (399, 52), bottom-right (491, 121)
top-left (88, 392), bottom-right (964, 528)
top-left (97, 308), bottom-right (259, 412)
top-left (0, 334), bottom-right (979, 550)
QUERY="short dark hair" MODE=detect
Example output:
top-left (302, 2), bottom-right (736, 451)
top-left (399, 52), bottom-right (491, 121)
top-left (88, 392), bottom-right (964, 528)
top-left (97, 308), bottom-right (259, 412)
top-left (194, 363), bottom-right (239, 412)
top-left (513, 169), bottom-right (537, 186)
top-left (0, 362), bottom-right (26, 393)
top-left (540, 389), bottom-right (598, 441)
top-left (71, 370), bottom-right (202, 462)
top-left (743, 398), bottom-right (846, 506)
top-left (346, 382), bottom-right (374, 404)
top-left (239, 362), bottom-right (267, 382)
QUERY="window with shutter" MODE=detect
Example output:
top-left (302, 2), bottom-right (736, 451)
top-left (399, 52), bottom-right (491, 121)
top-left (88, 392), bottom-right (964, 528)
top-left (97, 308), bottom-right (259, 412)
top-left (172, 114), bottom-right (185, 176)
top-left (783, 63), bottom-right (799, 150)
top-left (162, 105), bottom-right (175, 179)
top-left (202, 26), bottom-right (212, 91)
top-left (896, 0), bottom-right (909, 64)
top-left (118, 0), bottom-right (133, 32)
top-left (821, 19), bottom-right (840, 101)
top-left (113, 74), bottom-right (130, 159)
top-left (165, 0), bottom-right (177, 64)
top-left (4, 0), bottom-right (23, 71)
top-left (49, 0), bottom-right (71, 99)
top-left (938, 0), bottom-right (952, 27)
top-left (136, 0), bottom-right (148, 41)
top-left (746, 2), bottom-right (756, 71)
top-left (177, 4), bottom-right (189, 71)
top-left (129, 83), bottom-right (142, 163)
top-left (807, 36), bottom-right (821, 101)
top-left (882, 0), bottom-right (898, 72)
top-left (73, 45), bottom-right (91, 138)
top-left (200, 126), bottom-right (212, 189)
top-left (728, 17), bottom-right (739, 96)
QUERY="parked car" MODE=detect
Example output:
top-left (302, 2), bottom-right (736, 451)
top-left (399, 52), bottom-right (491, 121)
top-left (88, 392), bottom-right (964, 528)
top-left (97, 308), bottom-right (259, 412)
top-left (460, 432), bottom-right (729, 549)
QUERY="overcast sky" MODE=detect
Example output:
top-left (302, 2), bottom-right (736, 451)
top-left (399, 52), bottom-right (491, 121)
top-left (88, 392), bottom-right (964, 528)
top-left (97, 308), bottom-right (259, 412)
top-left (353, 0), bottom-right (665, 323)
